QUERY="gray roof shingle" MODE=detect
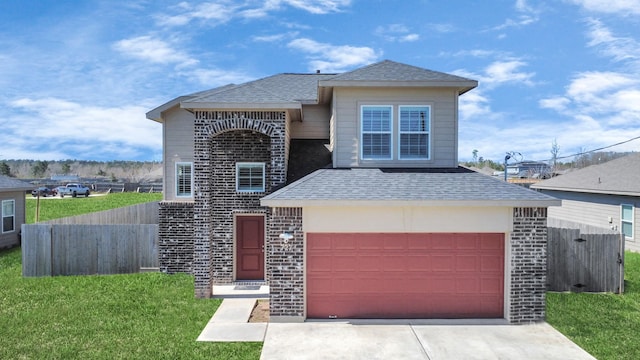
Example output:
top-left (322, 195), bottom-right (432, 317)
top-left (0, 175), bottom-right (33, 191)
top-left (184, 73), bottom-right (336, 105)
top-left (262, 168), bottom-right (559, 207)
top-left (324, 60), bottom-right (475, 83)
top-left (178, 60), bottom-right (477, 108)
top-left (532, 152), bottom-right (640, 196)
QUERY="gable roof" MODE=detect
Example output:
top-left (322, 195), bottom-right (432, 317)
top-left (318, 60), bottom-right (477, 94)
top-left (147, 60), bottom-right (477, 121)
top-left (261, 168), bottom-right (559, 207)
top-left (0, 175), bottom-right (33, 192)
top-left (180, 73), bottom-right (336, 110)
top-left (531, 152), bottom-right (640, 197)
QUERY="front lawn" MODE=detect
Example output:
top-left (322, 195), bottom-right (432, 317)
top-left (547, 251), bottom-right (640, 360)
top-left (0, 248), bottom-right (262, 359)
top-left (26, 192), bottom-right (163, 223)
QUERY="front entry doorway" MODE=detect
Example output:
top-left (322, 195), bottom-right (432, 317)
top-left (236, 215), bottom-right (265, 280)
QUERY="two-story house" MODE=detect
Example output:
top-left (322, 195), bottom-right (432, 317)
top-left (147, 60), bottom-right (559, 324)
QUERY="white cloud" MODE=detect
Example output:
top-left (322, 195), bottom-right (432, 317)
top-left (2, 97), bottom-right (162, 160)
top-left (567, 0), bottom-right (640, 15)
top-left (155, 1), bottom-right (237, 26)
top-left (490, 0), bottom-right (540, 31)
top-left (455, 59), bottom-right (535, 89)
top-left (155, 0), bottom-right (352, 26)
top-left (271, 0), bottom-right (352, 14)
top-left (112, 36), bottom-right (198, 68)
top-left (374, 24), bottom-right (420, 42)
top-left (585, 18), bottom-right (640, 66)
top-left (458, 91), bottom-right (492, 122)
top-left (539, 97), bottom-right (571, 112)
top-left (187, 68), bottom-right (255, 86)
top-left (287, 38), bottom-right (380, 72)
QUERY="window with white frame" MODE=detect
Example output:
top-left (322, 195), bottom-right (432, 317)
top-left (621, 204), bottom-right (634, 239)
top-left (2, 199), bottom-right (15, 233)
top-left (399, 106), bottom-right (430, 159)
top-left (175, 162), bottom-right (193, 197)
top-left (236, 163), bottom-right (265, 192)
top-left (361, 106), bottom-right (392, 160)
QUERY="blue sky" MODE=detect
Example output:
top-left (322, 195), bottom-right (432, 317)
top-left (1, 0), bottom-right (639, 163)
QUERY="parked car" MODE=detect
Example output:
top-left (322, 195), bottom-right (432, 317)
top-left (50, 186), bottom-right (66, 197)
top-left (31, 186), bottom-right (52, 197)
top-left (58, 183), bottom-right (91, 198)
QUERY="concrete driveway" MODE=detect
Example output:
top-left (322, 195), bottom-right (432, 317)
top-left (260, 320), bottom-right (596, 360)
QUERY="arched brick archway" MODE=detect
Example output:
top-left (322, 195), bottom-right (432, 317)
top-left (191, 111), bottom-right (287, 297)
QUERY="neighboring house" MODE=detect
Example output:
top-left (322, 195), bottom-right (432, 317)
top-left (507, 161), bottom-right (551, 178)
top-left (0, 175), bottom-right (33, 249)
top-left (147, 60), bottom-right (559, 323)
top-left (532, 153), bottom-right (640, 252)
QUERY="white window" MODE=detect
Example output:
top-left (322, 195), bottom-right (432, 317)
top-left (621, 204), bottom-right (634, 239)
top-left (399, 106), bottom-right (430, 159)
top-left (175, 162), bottom-right (193, 197)
top-left (236, 163), bottom-right (265, 192)
top-left (361, 106), bottom-right (392, 160)
top-left (2, 199), bottom-right (15, 233)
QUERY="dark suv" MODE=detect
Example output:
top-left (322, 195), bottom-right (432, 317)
top-left (31, 187), bottom-right (52, 197)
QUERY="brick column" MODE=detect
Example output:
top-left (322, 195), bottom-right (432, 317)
top-left (269, 207), bottom-right (304, 322)
top-left (158, 201), bottom-right (194, 274)
top-left (510, 207), bottom-right (548, 323)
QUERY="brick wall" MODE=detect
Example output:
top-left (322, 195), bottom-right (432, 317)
top-left (268, 207), bottom-right (304, 319)
top-left (158, 201), bottom-right (194, 274)
top-left (510, 207), bottom-right (548, 323)
top-left (210, 130), bottom-right (271, 283)
top-left (191, 111), bottom-right (287, 297)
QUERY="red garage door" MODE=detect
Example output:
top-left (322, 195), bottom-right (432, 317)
top-left (307, 233), bottom-right (504, 319)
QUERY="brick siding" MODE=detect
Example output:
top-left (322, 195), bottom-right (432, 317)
top-left (268, 207), bottom-right (304, 318)
top-left (510, 207), bottom-right (548, 323)
top-left (192, 111), bottom-right (287, 298)
top-left (158, 201), bottom-right (194, 274)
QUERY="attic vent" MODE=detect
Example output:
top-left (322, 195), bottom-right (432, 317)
top-left (316, 70), bottom-right (320, 74)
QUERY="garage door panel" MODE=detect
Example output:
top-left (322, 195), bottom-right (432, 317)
top-left (481, 255), bottom-right (503, 271)
top-left (432, 256), bottom-right (455, 271)
top-left (307, 233), bottom-right (504, 319)
top-left (456, 255), bottom-right (479, 271)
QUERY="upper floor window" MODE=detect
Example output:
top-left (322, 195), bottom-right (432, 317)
top-left (399, 106), bottom-right (430, 159)
top-left (361, 106), bottom-right (392, 160)
top-left (621, 204), bottom-right (634, 239)
top-left (236, 162), bottom-right (265, 192)
top-left (2, 199), bottom-right (15, 233)
top-left (360, 104), bottom-right (431, 161)
top-left (176, 162), bottom-right (193, 197)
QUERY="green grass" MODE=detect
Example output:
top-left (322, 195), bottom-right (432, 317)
top-left (26, 192), bottom-right (163, 223)
top-left (2, 192), bottom-right (262, 359)
top-left (547, 251), bottom-right (640, 360)
top-left (0, 248), bottom-right (262, 359)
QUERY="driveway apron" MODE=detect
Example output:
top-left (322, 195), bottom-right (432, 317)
top-left (260, 321), bottom-right (596, 360)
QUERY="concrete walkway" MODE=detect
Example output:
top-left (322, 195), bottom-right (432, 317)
top-left (196, 285), bottom-right (269, 342)
top-left (198, 290), bottom-right (596, 359)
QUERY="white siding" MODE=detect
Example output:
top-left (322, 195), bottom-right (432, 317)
top-left (290, 105), bottom-right (330, 139)
top-left (304, 205), bottom-right (513, 233)
top-left (163, 107), bottom-right (194, 201)
top-left (543, 190), bottom-right (640, 252)
top-left (332, 87), bottom-right (459, 168)
top-left (0, 191), bottom-right (26, 248)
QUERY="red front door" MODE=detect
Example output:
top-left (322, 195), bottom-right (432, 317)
top-left (236, 215), bottom-right (265, 280)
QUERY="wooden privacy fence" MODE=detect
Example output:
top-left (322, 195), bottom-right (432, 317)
top-left (22, 202), bottom-right (160, 277)
top-left (547, 218), bottom-right (624, 293)
top-left (43, 201), bottom-right (159, 225)
top-left (22, 224), bottom-right (159, 277)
